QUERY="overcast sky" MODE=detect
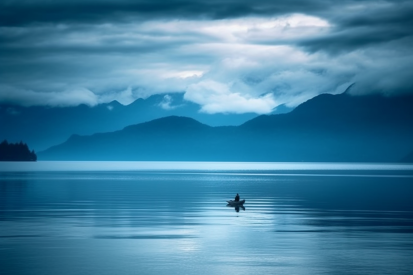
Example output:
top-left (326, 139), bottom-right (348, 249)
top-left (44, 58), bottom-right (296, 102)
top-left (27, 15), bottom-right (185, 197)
top-left (1, 0), bottom-right (412, 113)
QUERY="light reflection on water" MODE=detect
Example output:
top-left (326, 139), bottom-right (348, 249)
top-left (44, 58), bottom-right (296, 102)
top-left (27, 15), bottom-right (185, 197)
top-left (1, 163), bottom-right (413, 275)
top-left (1, 161), bottom-right (413, 172)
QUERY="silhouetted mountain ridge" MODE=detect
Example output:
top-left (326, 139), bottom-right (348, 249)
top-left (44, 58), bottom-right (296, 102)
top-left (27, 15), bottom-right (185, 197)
top-left (2, 93), bottom-right (287, 151)
top-left (124, 116), bottom-right (210, 132)
top-left (243, 92), bottom-right (413, 130)
top-left (39, 92), bottom-right (413, 162)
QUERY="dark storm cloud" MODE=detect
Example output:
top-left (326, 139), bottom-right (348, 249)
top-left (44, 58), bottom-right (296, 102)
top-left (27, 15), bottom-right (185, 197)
top-left (299, 1), bottom-right (413, 54)
top-left (0, 0), bottom-right (328, 26)
top-left (1, 0), bottom-right (413, 110)
top-left (2, 1), bottom-right (412, 52)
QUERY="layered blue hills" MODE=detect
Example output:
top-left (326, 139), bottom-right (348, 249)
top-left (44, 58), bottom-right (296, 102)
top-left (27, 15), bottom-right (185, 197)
top-left (38, 92), bottom-right (413, 162)
top-left (1, 93), bottom-right (289, 151)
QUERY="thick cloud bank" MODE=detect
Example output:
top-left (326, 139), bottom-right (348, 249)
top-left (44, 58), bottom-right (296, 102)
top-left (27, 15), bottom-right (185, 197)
top-left (0, 0), bottom-right (412, 112)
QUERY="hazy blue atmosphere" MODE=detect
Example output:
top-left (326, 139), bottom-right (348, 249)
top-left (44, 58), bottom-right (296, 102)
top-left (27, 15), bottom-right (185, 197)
top-left (1, 0), bottom-right (413, 161)
top-left (1, 0), bottom-right (413, 274)
top-left (1, 0), bottom-right (413, 109)
top-left (35, 92), bottom-right (413, 162)
top-left (1, 0), bottom-right (413, 162)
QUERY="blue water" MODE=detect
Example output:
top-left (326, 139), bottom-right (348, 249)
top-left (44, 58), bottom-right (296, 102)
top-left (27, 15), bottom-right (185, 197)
top-left (1, 162), bottom-right (413, 275)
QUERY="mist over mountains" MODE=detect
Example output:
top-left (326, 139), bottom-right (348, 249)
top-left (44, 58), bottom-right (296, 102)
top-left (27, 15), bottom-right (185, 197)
top-left (38, 92), bottom-right (413, 162)
top-left (1, 93), bottom-right (291, 151)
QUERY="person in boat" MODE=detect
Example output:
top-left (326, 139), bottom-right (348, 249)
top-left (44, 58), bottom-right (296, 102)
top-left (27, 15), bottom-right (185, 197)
top-left (234, 193), bottom-right (240, 202)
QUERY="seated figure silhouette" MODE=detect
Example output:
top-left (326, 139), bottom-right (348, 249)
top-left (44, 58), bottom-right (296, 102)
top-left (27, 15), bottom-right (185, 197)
top-left (234, 193), bottom-right (240, 202)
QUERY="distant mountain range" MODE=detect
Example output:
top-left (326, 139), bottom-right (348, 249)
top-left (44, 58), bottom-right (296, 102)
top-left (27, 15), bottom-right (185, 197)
top-left (38, 92), bottom-right (413, 162)
top-left (0, 93), bottom-right (291, 151)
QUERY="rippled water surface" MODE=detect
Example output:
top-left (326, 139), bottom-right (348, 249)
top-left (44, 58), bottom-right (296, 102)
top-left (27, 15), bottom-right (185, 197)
top-left (1, 162), bottom-right (413, 275)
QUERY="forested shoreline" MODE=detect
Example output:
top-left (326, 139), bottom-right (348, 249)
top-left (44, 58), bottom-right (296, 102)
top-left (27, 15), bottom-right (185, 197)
top-left (0, 140), bottom-right (37, 161)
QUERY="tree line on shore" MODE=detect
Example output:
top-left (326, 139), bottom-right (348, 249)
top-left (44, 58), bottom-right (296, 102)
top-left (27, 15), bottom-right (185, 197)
top-left (0, 140), bottom-right (37, 161)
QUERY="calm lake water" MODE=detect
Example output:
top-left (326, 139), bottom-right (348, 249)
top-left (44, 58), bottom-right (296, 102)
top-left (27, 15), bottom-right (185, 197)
top-left (1, 162), bottom-right (413, 275)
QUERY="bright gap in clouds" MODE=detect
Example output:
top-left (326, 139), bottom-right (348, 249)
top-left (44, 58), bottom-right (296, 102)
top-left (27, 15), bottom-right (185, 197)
top-left (200, 13), bottom-right (329, 41)
top-left (133, 14), bottom-right (333, 114)
top-left (141, 13), bottom-right (330, 43)
top-left (1, 13), bottom-right (347, 114)
top-left (162, 70), bottom-right (205, 79)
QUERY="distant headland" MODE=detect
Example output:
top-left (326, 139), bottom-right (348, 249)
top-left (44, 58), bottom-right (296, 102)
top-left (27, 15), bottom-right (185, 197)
top-left (0, 140), bottom-right (37, 161)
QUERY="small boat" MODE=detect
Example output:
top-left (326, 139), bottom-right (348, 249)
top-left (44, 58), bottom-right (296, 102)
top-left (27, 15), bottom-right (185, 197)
top-left (227, 199), bottom-right (245, 206)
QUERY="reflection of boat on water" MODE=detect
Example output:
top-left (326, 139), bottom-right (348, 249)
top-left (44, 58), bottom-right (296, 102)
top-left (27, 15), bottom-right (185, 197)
top-left (226, 204), bottom-right (245, 212)
top-left (226, 200), bottom-right (246, 212)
